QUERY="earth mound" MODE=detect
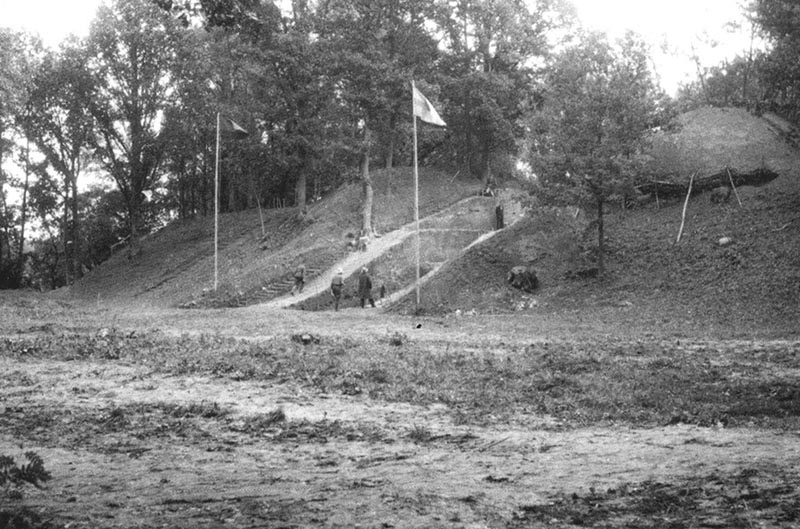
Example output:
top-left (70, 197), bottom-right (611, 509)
top-left (391, 107), bottom-right (800, 337)
top-left (66, 167), bottom-right (482, 308)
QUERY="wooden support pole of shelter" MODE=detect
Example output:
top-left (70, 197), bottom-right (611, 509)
top-left (726, 167), bottom-right (743, 207)
top-left (256, 196), bottom-right (266, 237)
top-left (676, 171), bottom-right (696, 244)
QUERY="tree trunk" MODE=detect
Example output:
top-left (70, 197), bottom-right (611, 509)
top-left (385, 134), bottom-right (395, 169)
top-left (179, 170), bottom-right (186, 219)
top-left (691, 44), bottom-right (711, 105)
top-left (189, 163), bottom-right (197, 218)
top-left (202, 147), bottom-right (210, 217)
top-left (71, 173), bottom-right (81, 280)
top-left (481, 140), bottom-right (491, 182)
top-left (63, 182), bottom-right (71, 285)
top-left (385, 115), bottom-right (396, 168)
top-left (18, 140), bottom-right (30, 269)
top-left (227, 167), bottom-right (235, 213)
top-left (0, 125), bottom-right (6, 276)
top-left (597, 197), bottom-right (605, 277)
top-left (361, 126), bottom-right (373, 234)
top-left (126, 193), bottom-right (142, 259)
top-left (295, 170), bottom-right (307, 215)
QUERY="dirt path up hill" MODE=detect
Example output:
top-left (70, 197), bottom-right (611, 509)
top-left (262, 191), bottom-right (528, 310)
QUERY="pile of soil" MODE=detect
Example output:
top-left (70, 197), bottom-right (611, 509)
top-left (648, 106), bottom-right (794, 177)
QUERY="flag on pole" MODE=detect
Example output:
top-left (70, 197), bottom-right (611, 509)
top-left (412, 85), bottom-right (446, 127)
top-left (223, 117), bottom-right (249, 140)
top-left (214, 112), bottom-right (249, 292)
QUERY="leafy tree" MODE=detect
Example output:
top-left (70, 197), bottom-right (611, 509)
top-left (25, 168), bottom-right (67, 288)
top-left (752, 0), bottom-right (800, 121)
top-left (158, 1), bottom-right (287, 217)
top-left (23, 40), bottom-right (95, 284)
top-left (692, 53), bottom-right (768, 110)
top-left (529, 31), bottom-right (670, 276)
top-left (433, 0), bottom-right (567, 181)
top-left (316, 0), bottom-right (441, 233)
top-left (676, 4), bottom-right (765, 112)
top-left (85, 0), bottom-right (186, 258)
top-left (254, 0), bottom-right (359, 216)
top-left (0, 29), bottom-right (40, 286)
top-left (80, 187), bottom-right (131, 269)
top-left (159, 28), bottom-right (219, 219)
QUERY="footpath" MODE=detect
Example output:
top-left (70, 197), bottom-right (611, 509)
top-left (260, 223), bottom-right (415, 310)
top-left (260, 192), bottom-right (526, 311)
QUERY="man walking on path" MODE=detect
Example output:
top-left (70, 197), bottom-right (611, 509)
top-left (330, 268), bottom-right (344, 311)
top-left (358, 267), bottom-right (375, 308)
top-left (291, 262), bottom-right (306, 295)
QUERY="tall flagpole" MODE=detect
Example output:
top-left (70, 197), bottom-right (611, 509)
top-left (411, 81), bottom-right (421, 306)
top-left (214, 112), bottom-right (220, 291)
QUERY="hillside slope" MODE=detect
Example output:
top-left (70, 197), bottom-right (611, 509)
top-left (66, 107), bottom-right (798, 336)
top-left (67, 167), bottom-right (482, 307)
top-left (391, 107), bottom-right (800, 336)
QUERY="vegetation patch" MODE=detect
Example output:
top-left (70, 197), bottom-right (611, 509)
top-left (3, 332), bottom-right (800, 429)
top-left (513, 468), bottom-right (800, 528)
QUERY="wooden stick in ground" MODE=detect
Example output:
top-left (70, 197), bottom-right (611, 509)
top-left (676, 171), bottom-right (696, 244)
top-left (256, 196), bottom-right (266, 238)
top-left (726, 167), bottom-right (743, 206)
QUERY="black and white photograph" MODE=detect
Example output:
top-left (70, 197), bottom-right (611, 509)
top-left (1, 0), bottom-right (799, 527)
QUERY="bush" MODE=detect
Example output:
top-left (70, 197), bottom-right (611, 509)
top-left (0, 452), bottom-right (51, 490)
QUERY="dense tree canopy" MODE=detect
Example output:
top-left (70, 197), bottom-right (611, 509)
top-left (0, 29), bottom-right (41, 286)
top-left (752, 0), bottom-right (800, 120)
top-left (86, 0), bottom-right (187, 257)
top-left (434, 0), bottom-right (566, 180)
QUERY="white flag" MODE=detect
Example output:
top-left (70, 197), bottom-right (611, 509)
top-left (413, 85), bottom-right (446, 127)
top-left (224, 117), bottom-right (249, 139)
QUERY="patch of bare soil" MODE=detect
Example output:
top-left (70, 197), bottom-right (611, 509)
top-left (4, 107), bottom-right (799, 528)
top-left (2, 300), bottom-right (800, 528)
top-left (3, 356), bottom-right (800, 529)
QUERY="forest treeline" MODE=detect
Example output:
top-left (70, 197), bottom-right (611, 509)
top-left (0, 0), bottom-right (797, 289)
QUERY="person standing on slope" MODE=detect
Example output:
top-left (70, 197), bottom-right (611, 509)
top-left (330, 268), bottom-right (344, 311)
top-left (358, 267), bottom-right (375, 308)
top-left (291, 262), bottom-right (306, 295)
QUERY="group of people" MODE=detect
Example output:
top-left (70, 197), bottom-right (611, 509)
top-left (291, 262), bottom-right (377, 311)
top-left (330, 266), bottom-right (375, 311)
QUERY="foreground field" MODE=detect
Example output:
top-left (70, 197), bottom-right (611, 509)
top-left (2, 294), bottom-right (799, 528)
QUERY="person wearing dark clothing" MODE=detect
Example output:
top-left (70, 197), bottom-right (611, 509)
top-left (291, 263), bottom-right (306, 295)
top-left (495, 203), bottom-right (504, 230)
top-left (357, 267), bottom-right (375, 308)
top-left (358, 230), bottom-right (368, 252)
top-left (330, 268), bottom-right (344, 311)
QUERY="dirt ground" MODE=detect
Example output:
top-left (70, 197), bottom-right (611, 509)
top-left (2, 296), bottom-right (800, 528)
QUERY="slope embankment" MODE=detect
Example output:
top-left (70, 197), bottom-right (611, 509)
top-left (388, 107), bottom-right (800, 336)
top-left (66, 168), bottom-right (484, 308)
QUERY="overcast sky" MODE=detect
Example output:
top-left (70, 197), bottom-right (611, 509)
top-left (571, 0), bottom-right (760, 93)
top-left (1, 0), bottom-right (759, 94)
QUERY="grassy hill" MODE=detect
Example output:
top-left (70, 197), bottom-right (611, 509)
top-left (66, 107), bottom-right (799, 336)
top-left (390, 107), bottom-right (799, 336)
top-left (68, 166), bottom-right (483, 308)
